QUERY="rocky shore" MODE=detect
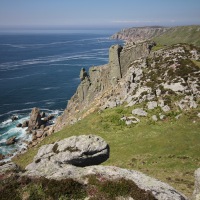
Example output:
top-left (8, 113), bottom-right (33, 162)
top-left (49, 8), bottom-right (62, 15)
top-left (0, 108), bottom-right (56, 162)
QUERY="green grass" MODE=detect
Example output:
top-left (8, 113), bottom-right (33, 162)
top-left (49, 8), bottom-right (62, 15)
top-left (153, 25), bottom-right (200, 47)
top-left (13, 105), bottom-right (200, 198)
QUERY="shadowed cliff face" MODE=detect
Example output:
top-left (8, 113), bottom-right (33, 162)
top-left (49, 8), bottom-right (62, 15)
top-left (53, 42), bottom-right (150, 131)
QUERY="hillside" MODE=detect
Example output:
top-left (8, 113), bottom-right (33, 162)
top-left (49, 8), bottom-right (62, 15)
top-left (111, 26), bottom-right (169, 43)
top-left (111, 25), bottom-right (200, 47)
top-left (12, 41), bottom-right (200, 198)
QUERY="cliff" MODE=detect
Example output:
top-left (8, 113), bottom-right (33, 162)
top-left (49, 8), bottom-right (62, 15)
top-left (53, 42), bottom-right (151, 132)
top-left (111, 25), bottom-right (200, 47)
top-left (111, 26), bottom-right (169, 43)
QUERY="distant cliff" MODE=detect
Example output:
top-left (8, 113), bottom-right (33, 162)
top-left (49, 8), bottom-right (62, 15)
top-left (111, 25), bottom-right (200, 47)
top-left (111, 26), bottom-right (169, 43)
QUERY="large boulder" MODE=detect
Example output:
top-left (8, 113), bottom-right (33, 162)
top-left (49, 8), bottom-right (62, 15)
top-left (25, 165), bottom-right (188, 200)
top-left (26, 135), bottom-right (109, 170)
top-left (28, 107), bottom-right (42, 131)
top-left (193, 168), bottom-right (200, 200)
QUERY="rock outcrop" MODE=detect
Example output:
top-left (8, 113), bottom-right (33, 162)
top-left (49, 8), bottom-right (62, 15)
top-left (28, 107), bottom-right (43, 131)
top-left (24, 135), bottom-right (188, 200)
top-left (193, 168), bottom-right (200, 200)
top-left (25, 165), bottom-right (188, 200)
top-left (26, 135), bottom-right (109, 169)
top-left (53, 41), bottom-right (152, 131)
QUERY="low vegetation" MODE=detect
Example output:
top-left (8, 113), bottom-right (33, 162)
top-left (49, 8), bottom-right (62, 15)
top-left (13, 103), bottom-right (200, 197)
top-left (153, 26), bottom-right (200, 47)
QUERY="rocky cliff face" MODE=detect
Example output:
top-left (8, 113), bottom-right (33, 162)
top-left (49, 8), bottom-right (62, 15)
top-left (53, 42), bottom-right (151, 132)
top-left (111, 26), bottom-right (169, 43)
top-left (53, 42), bottom-right (200, 132)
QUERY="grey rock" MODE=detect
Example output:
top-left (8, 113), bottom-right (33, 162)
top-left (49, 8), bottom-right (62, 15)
top-left (25, 165), bottom-right (188, 200)
top-left (36, 130), bottom-right (44, 138)
top-left (132, 108), bottom-right (147, 117)
top-left (16, 123), bottom-right (22, 128)
top-left (40, 112), bottom-right (46, 118)
top-left (175, 114), bottom-right (182, 120)
top-left (6, 136), bottom-right (17, 145)
top-left (121, 116), bottom-right (140, 125)
top-left (109, 44), bottom-right (123, 82)
top-left (22, 120), bottom-right (29, 128)
top-left (152, 115), bottom-right (158, 121)
top-left (197, 113), bottom-right (200, 118)
top-left (162, 105), bottom-right (171, 112)
top-left (156, 88), bottom-right (161, 97)
top-left (28, 107), bottom-right (42, 131)
top-left (11, 115), bottom-right (18, 121)
top-left (26, 135), bottom-right (109, 170)
top-left (80, 68), bottom-right (89, 81)
top-left (147, 101), bottom-right (158, 110)
top-left (0, 162), bottom-right (19, 174)
top-left (159, 114), bottom-right (165, 120)
top-left (193, 168), bottom-right (200, 200)
top-left (190, 100), bottom-right (198, 109)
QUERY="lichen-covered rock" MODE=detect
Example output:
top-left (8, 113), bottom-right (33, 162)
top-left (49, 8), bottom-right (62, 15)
top-left (25, 165), bottom-right (188, 200)
top-left (147, 101), bottom-right (158, 110)
top-left (193, 168), bottom-right (200, 200)
top-left (0, 162), bottom-right (19, 174)
top-left (132, 108), bottom-right (148, 117)
top-left (26, 135), bottom-right (109, 170)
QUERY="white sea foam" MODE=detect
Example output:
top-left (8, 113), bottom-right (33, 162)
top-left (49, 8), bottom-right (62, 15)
top-left (0, 48), bottom-right (108, 71)
top-left (40, 87), bottom-right (60, 91)
top-left (0, 73), bottom-right (46, 81)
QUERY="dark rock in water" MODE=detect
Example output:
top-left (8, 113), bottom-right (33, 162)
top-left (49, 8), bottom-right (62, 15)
top-left (47, 115), bottom-right (54, 121)
top-left (16, 123), bottom-right (22, 128)
top-left (22, 120), bottom-right (29, 128)
top-left (11, 115), bottom-right (18, 121)
top-left (41, 112), bottom-right (46, 118)
top-left (28, 107), bottom-right (42, 131)
top-left (0, 153), bottom-right (5, 160)
top-left (6, 136), bottom-right (17, 145)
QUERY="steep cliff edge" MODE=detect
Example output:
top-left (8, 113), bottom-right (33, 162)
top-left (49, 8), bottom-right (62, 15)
top-left (53, 42), bottom-right (151, 132)
top-left (53, 41), bottom-right (200, 133)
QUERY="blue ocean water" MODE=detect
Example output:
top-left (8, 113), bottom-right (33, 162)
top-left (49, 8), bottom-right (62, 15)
top-left (0, 30), bottom-right (122, 158)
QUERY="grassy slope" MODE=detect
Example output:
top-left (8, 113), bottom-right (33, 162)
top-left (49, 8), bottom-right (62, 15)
top-left (13, 105), bottom-right (200, 198)
top-left (153, 25), bottom-right (200, 47)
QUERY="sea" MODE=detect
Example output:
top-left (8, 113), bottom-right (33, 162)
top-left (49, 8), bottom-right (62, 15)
top-left (0, 29), bottom-right (123, 159)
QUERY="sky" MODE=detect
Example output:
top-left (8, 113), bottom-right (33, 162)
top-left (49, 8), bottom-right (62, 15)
top-left (0, 0), bottom-right (200, 29)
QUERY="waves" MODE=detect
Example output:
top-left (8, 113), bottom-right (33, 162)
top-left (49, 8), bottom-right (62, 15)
top-left (0, 48), bottom-right (108, 72)
top-left (0, 32), bottom-right (123, 160)
top-left (0, 37), bottom-right (110, 49)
